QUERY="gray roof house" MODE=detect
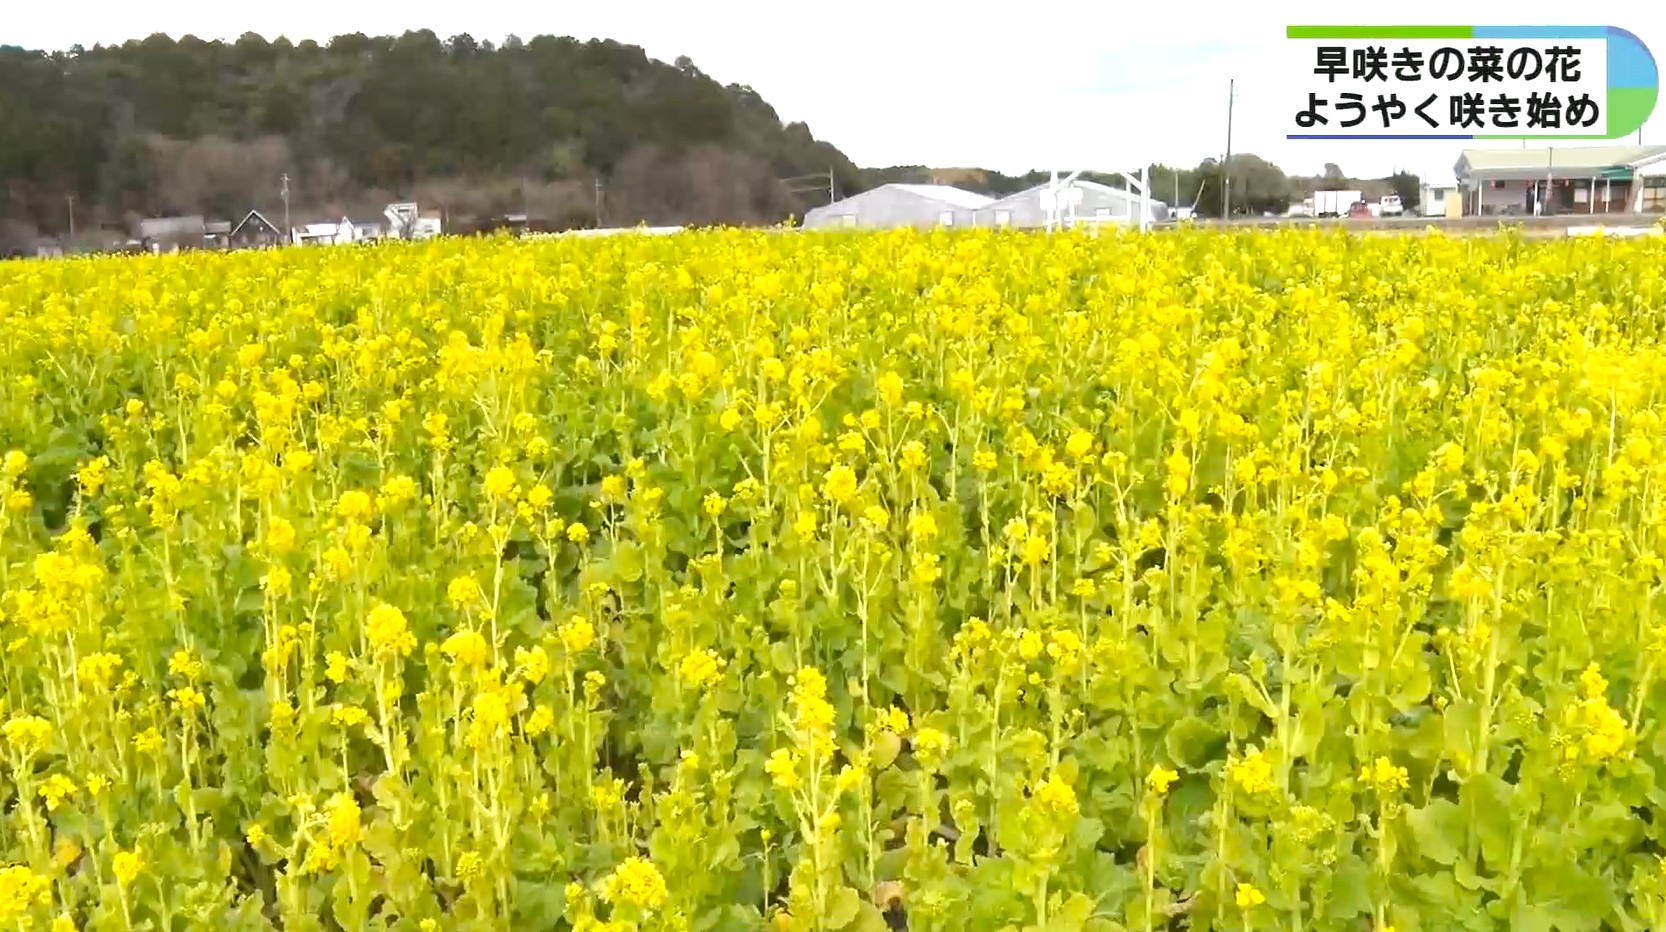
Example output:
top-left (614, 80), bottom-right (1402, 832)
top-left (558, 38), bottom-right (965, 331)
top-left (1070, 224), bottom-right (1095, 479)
top-left (803, 184), bottom-right (993, 230)
top-left (135, 215), bottom-right (207, 252)
top-left (1454, 144), bottom-right (1666, 216)
top-left (1455, 144), bottom-right (1666, 182)
top-left (973, 179), bottom-right (1169, 230)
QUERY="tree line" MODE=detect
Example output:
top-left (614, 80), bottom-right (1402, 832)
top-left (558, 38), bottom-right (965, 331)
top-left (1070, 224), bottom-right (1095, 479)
top-left (0, 29), bottom-right (1431, 252)
top-left (0, 31), bottom-right (865, 249)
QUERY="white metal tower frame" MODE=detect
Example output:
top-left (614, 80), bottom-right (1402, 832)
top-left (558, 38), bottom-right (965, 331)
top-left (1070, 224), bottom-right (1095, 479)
top-left (1040, 167), bottom-right (1153, 233)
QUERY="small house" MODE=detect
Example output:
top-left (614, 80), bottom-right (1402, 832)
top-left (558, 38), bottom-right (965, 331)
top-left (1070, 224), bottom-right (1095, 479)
top-left (293, 221), bottom-right (342, 246)
top-left (230, 210), bottom-right (284, 249)
top-left (413, 210), bottom-right (443, 240)
top-left (1418, 181), bottom-right (1460, 217)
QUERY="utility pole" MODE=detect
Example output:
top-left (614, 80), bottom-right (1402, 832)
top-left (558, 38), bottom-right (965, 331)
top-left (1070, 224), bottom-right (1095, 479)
top-left (594, 178), bottom-right (604, 228)
top-left (280, 173), bottom-right (291, 243)
top-left (828, 164), bottom-right (835, 205)
top-left (1226, 77), bottom-right (1239, 220)
top-left (65, 194), bottom-right (75, 240)
top-left (1545, 147), bottom-right (1554, 216)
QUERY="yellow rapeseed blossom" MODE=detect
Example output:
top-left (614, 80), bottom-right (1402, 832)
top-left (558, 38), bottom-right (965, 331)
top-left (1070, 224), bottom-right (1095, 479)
top-left (1146, 764), bottom-right (1180, 797)
top-left (559, 616), bottom-right (596, 654)
top-left (1031, 773), bottom-right (1078, 820)
top-left (112, 850), bottom-right (144, 886)
top-left (1358, 757), bottom-right (1410, 794)
top-left (823, 464), bottom-right (858, 505)
top-left (365, 603), bottom-right (416, 657)
top-left (441, 630), bottom-right (491, 667)
top-left (765, 748), bottom-right (802, 790)
top-left (447, 575), bottom-right (483, 610)
top-left (2, 714), bottom-right (52, 757)
top-left (600, 856), bottom-right (668, 911)
top-left (1228, 747), bottom-right (1277, 797)
top-left (0, 863), bottom-right (49, 919)
top-left (484, 465), bottom-right (517, 500)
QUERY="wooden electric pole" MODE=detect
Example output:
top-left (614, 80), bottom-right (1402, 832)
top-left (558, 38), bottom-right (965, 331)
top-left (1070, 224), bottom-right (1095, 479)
top-left (1223, 78), bottom-right (1236, 219)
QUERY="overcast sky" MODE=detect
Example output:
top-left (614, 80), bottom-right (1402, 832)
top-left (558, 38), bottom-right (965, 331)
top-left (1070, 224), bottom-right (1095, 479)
top-left (8, 0), bottom-right (1665, 180)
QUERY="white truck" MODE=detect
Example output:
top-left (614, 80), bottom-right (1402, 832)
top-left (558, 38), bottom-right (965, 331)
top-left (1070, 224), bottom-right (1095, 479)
top-left (1379, 194), bottom-right (1404, 216)
top-left (1311, 189), bottom-right (1363, 218)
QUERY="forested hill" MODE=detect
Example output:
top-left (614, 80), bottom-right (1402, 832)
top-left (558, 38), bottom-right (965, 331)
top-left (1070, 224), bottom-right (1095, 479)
top-left (0, 31), bottom-right (865, 241)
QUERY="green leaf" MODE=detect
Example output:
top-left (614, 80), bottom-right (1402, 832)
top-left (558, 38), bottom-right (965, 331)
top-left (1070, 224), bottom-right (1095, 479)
top-left (825, 886), bottom-right (862, 930)
top-left (1323, 854), bottom-right (1374, 920)
top-left (1406, 799), bottom-right (1465, 866)
top-left (1045, 892), bottom-right (1097, 932)
top-left (872, 730), bottom-right (901, 770)
top-left (770, 639), bottom-right (798, 673)
top-left (1289, 707), bottom-right (1325, 760)
top-left (611, 540), bottom-right (644, 582)
top-left (1460, 773), bottom-right (1516, 865)
top-left (1162, 715), bottom-right (1221, 770)
top-left (1226, 672), bottom-right (1277, 721)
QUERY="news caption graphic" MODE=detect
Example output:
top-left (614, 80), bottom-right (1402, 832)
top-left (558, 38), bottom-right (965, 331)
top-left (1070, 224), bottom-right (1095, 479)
top-left (1286, 26), bottom-right (1657, 139)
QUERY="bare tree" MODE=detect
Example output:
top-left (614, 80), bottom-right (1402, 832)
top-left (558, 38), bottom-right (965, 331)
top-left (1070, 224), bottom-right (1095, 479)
top-left (609, 143), bottom-right (786, 226)
top-left (146, 134), bottom-right (292, 218)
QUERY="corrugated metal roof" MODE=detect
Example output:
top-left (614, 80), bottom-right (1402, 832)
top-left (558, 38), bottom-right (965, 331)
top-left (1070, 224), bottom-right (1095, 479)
top-left (1459, 144), bottom-right (1666, 173)
top-left (887, 184), bottom-right (994, 209)
top-left (138, 216), bottom-right (205, 237)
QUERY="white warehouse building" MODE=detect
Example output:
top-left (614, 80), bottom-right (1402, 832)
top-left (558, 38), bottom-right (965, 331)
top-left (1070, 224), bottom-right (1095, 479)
top-left (802, 183), bottom-right (993, 230)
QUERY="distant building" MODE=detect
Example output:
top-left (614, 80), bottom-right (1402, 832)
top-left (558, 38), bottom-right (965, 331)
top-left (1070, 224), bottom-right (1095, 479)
top-left (380, 202), bottom-right (444, 240)
top-left (204, 220), bottom-right (232, 249)
top-left (1455, 144), bottom-right (1666, 216)
top-left (135, 216), bottom-right (206, 253)
top-left (415, 209), bottom-right (443, 239)
top-left (803, 184), bottom-right (993, 230)
top-left (973, 179), bottom-right (1168, 230)
top-left (293, 220), bottom-right (349, 246)
top-left (351, 217), bottom-right (385, 242)
top-left (1419, 181), bottom-right (1460, 217)
top-left (230, 210), bottom-right (285, 249)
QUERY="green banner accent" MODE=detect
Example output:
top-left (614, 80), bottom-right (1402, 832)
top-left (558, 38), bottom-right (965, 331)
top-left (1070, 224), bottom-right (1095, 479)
top-left (1476, 135), bottom-right (1619, 141)
top-left (1286, 25), bottom-right (1474, 39)
top-left (1608, 86), bottom-right (1659, 139)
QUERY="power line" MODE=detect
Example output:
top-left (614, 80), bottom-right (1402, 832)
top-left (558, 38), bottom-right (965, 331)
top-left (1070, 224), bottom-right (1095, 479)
top-left (781, 168), bottom-right (837, 205)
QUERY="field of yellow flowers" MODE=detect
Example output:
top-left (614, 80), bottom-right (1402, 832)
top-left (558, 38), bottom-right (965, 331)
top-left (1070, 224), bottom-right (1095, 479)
top-left (2, 227), bottom-right (1666, 932)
